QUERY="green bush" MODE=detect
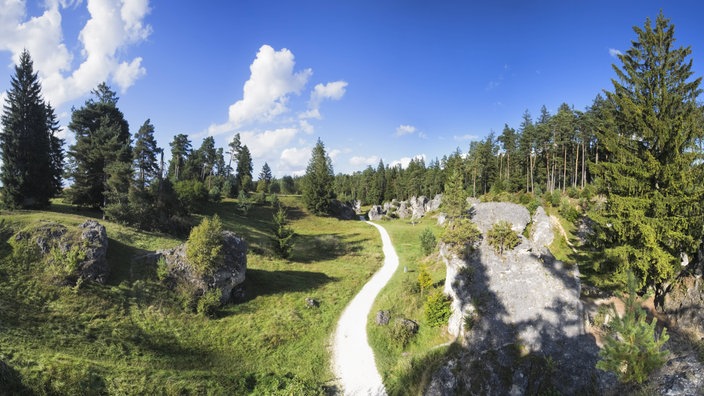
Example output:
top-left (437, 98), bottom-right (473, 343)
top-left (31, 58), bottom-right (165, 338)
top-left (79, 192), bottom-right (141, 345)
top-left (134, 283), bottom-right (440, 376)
top-left (419, 227), bottom-right (436, 256)
top-left (174, 180), bottom-right (209, 211)
top-left (424, 290), bottom-right (452, 327)
top-left (197, 288), bottom-right (222, 317)
top-left (47, 244), bottom-right (85, 281)
top-left (417, 264), bottom-right (433, 297)
top-left (440, 218), bottom-right (481, 257)
top-left (389, 319), bottom-right (417, 347)
top-left (559, 199), bottom-right (580, 223)
top-left (271, 205), bottom-right (295, 259)
top-left (486, 220), bottom-right (520, 257)
top-left (186, 215), bottom-right (224, 276)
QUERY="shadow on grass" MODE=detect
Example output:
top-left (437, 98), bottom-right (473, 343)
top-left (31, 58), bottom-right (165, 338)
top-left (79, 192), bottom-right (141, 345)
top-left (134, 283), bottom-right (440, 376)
top-left (240, 269), bottom-right (337, 302)
top-left (292, 233), bottom-right (364, 263)
top-left (46, 200), bottom-right (103, 220)
top-left (106, 238), bottom-right (152, 285)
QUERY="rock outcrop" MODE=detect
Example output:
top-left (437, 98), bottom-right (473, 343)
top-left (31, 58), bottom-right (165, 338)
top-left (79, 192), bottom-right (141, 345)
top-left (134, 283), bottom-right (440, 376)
top-left (430, 203), bottom-right (614, 394)
top-left (367, 194), bottom-right (443, 221)
top-left (368, 205), bottom-right (385, 221)
top-left (13, 220), bottom-right (109, 283)
top-left (140, 231), bottom-right (247, 304)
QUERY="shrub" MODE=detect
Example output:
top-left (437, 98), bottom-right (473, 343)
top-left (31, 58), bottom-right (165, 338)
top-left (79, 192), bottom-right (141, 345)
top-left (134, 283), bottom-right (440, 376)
top-left (389, 319), bottom-right (418, 347)
top-left (197, 288), bottom-right (222, 317)
top-left (417, 264), bottom-right (433, 297)
top-left (186, 215), bottom-right (224, 276)
top-left (237, 190), bottom-right (252, 216)
top-left (156, 256), bottom-right (169, 281)
top-left (559, 199), bottom-right (580, 223)
top-left (174, 179), bottom-right (209, 212)
top-left (440, 218), bottom-right (481, 257)
top-left (596, 272), bottom-right (669, 384)
top-left (419, 227), bottom-right (436, 256)
top-left (47, 244), bottom-right (85, 281)
top-left (424, 290), bottom-right (452, 327)
top-left (486, 220), bottom-right (520, 257)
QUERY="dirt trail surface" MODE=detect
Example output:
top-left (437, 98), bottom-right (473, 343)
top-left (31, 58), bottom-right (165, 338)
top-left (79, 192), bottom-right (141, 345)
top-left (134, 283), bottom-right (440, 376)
top-left (332, 221), bottom-right (397, 396)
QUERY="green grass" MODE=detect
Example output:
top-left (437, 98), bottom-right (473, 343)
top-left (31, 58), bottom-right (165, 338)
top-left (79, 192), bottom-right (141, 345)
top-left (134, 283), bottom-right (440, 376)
top-left (0, 196), bottom-right (382, 394)
top-left (367, 215), bottom-right (454, 395)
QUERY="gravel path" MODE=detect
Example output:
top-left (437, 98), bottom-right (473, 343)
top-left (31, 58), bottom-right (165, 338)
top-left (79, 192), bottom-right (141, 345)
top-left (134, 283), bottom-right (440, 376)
top-left (332, 221), bottom-right (398, 396)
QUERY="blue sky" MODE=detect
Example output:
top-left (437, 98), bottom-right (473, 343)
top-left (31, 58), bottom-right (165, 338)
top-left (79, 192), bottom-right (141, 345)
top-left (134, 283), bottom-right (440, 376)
top-left (2, 1), bottom-right (704, 177)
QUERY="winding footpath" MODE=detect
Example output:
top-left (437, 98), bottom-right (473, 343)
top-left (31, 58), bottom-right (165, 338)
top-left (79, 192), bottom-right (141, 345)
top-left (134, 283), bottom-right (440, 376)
top-left (332, 221), bottom-right (399, 396)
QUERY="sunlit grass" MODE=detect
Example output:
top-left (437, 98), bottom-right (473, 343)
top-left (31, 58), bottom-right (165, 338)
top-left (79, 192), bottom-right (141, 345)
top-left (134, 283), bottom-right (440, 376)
top-left (0, 196), bottom-right (382, 394)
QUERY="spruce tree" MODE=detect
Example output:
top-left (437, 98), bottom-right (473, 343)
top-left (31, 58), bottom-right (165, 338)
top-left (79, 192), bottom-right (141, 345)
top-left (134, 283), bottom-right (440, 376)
top-left (133, 119), bottom-right (159, 189)
top-left (442, 165), bottom-right (467, 219)
top-left (258, 162), bottom-right (273, 190)
top-left (0, 50), bottom-right (63, 208)
top-left (591, 13), bottom-right (704, 289)
top-left (302, 138), bottom-right (335, 215)
top-left (66, 83), bottom-right (131, 209)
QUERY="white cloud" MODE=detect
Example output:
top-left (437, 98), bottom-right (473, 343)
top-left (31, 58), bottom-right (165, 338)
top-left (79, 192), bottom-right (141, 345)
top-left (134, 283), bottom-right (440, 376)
top-left (280, 146), bottom-right (311, 168)
top-left (390, 154), bottom-right (426, 169)
top-left (239, 127), bottom-right (299, 159)
top-left (0, 0), bottom-right (152, 107)
top-left (395, 124), bottom-right (417, 136)
top-left (300, 80), bottom-right (348, 120)
top-left (349, 155), bottom-right (379, 167)
top-left (609, 48), bottom-right (622, 58)
top-left (207, 45), bottom-right (312, 135)
top-left (453, 134), bottom-right (478, 141)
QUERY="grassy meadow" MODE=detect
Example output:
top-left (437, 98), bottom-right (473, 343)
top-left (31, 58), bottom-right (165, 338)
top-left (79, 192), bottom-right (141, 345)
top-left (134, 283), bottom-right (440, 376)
top-left (0, 195), bottom-right (382, 394)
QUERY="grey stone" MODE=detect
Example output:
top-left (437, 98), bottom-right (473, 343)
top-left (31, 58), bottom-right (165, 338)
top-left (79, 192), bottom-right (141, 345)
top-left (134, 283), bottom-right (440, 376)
top-left (375, 310), bottom-right (391, 325)
top-left (305, 297), bottom-right (320, 308)
top-left (530, 206), bottom-right (554, 254)
top-left (368, 205), bottom-right (385, 221)
top-left (426, 194), bottom-right (443, 213)
top-left (396, 318), bottom-right (419, 334)
top-left (660, 275), bottom-right (704, 335)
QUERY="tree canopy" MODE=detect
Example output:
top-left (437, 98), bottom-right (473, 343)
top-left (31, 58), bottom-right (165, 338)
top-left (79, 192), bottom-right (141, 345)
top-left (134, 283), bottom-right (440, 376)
top-left (302, 138), bottom-right (335, 215)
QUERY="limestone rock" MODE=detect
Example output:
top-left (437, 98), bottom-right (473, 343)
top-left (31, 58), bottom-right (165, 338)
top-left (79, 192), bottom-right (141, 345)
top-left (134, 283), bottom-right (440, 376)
top-left (147, 230), bottom-right (247, 304)
top-left (660, 275), bottom-right (704, 335)
top-left (375, 310), bottom-right (391, 325)
top-left (305, 297), bottom-right (320, 308)
top-left (431, 202), bottom-right (613, 394)
top-left (77, 220), bottom-right (109, 283)
top-left (426, 194), bottom-right (443, 213)
top-left (530, 206), bottom-right (554, 253)
top-left (330, 200), bottom-right (356, 220)
top-left (368, 205), bottom-right (385, 221)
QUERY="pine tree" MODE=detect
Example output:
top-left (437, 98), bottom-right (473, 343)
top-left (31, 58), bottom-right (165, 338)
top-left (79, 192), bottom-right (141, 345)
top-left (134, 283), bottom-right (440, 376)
top-left (302, 138), bottom-right (335, 215)
top-left (66, 83), bottom-right (131, 209)
top-left (133, 119), bottom-right (159, 189)
top-left (0, 50), bottom-right (63, 208)
top-left (596, 272), bottom-right (669, 384)
top-left (591, 13), bottom-right (704, 289)
top-left (271, 204), bottom-right (295, 259)
top-left (167, 134), bottom-right (192, 181)
top-left (442, 165), bottom-right (467, 219)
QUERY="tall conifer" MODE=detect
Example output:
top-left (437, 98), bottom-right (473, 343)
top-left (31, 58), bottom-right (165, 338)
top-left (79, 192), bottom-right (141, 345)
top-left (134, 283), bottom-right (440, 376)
top-left (302, 138), bottom-right (335, 215)
top-left (0, 50), bottom-right (63, 208)
top-left (591, 13), bottom-right (704, 289)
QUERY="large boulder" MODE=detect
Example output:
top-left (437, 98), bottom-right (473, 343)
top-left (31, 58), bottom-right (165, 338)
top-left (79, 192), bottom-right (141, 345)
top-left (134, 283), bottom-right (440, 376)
top-left (426, 194), bottom-right (443, 213)
top-left (659, 274), bottom-right (704, 335)
top-left (330, 200), bottom-right (356, 220)
top-left (149, 231), bottom-right (247, 304)
top-left (13, 220), bottom-right (109, 283)
top-left (368, 205), bottom-right (385, 221)
top-left (431, 203), bottom-right (613, 394)
top-left (530, 206), bottom-right (554, 254)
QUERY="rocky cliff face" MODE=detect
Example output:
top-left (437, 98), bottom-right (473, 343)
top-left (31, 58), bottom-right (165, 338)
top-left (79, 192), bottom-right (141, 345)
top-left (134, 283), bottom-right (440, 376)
top-left (367, 194), bottom-right (442, 220)
top-left (430, 203), bottom-right (613, 395)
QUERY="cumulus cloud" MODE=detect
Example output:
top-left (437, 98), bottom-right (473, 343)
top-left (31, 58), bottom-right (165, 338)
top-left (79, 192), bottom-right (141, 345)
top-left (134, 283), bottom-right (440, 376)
top-left (349, 155), bottom-right (379, 167)
top-left (280, 146), bottom-right (311, 169)
top-left (390, 154), bottom-right (426, 169)
top-left (300, 80), bottom-right (348, 121)
top-left (206, 45), bottom-right (312, 136)
top-left (609, 48), bottom-right (622, 58)
top-left (239, 128), bottom-right (299, 159)
top-left (395, 124), bottom-right (417, 136)
top-left (0, 0), bottom-right (152, 107)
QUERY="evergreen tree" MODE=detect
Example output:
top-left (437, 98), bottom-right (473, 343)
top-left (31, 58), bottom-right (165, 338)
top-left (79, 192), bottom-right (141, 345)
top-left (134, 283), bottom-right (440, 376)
top-left (302, 138), bottom-right (335, 215)
top-left (258, 162), bottom-right (273, 188)
top-left (133, 119), bottom-right (159, 189)
top-left (591, 13), bottom-right (704, 289)
top-left (0, 50), bottom-right (63, 208)
top-left (168, 134), bottom-right (192, 181)
top-left (373, 159), bottom-right (386, 205)
top-left (271, 204), bottom-right (295, 259)
top-left (236, 145), bottom-right (253, 192)
top-left (66, 83), bottom-right (131, 209)
top-left (443, 164), bottom-right (467, 219)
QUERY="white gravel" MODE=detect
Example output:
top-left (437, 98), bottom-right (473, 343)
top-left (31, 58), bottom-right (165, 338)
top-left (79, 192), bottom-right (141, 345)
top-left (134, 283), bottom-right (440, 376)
top-left (332, 221), bottom-right (398, 396)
